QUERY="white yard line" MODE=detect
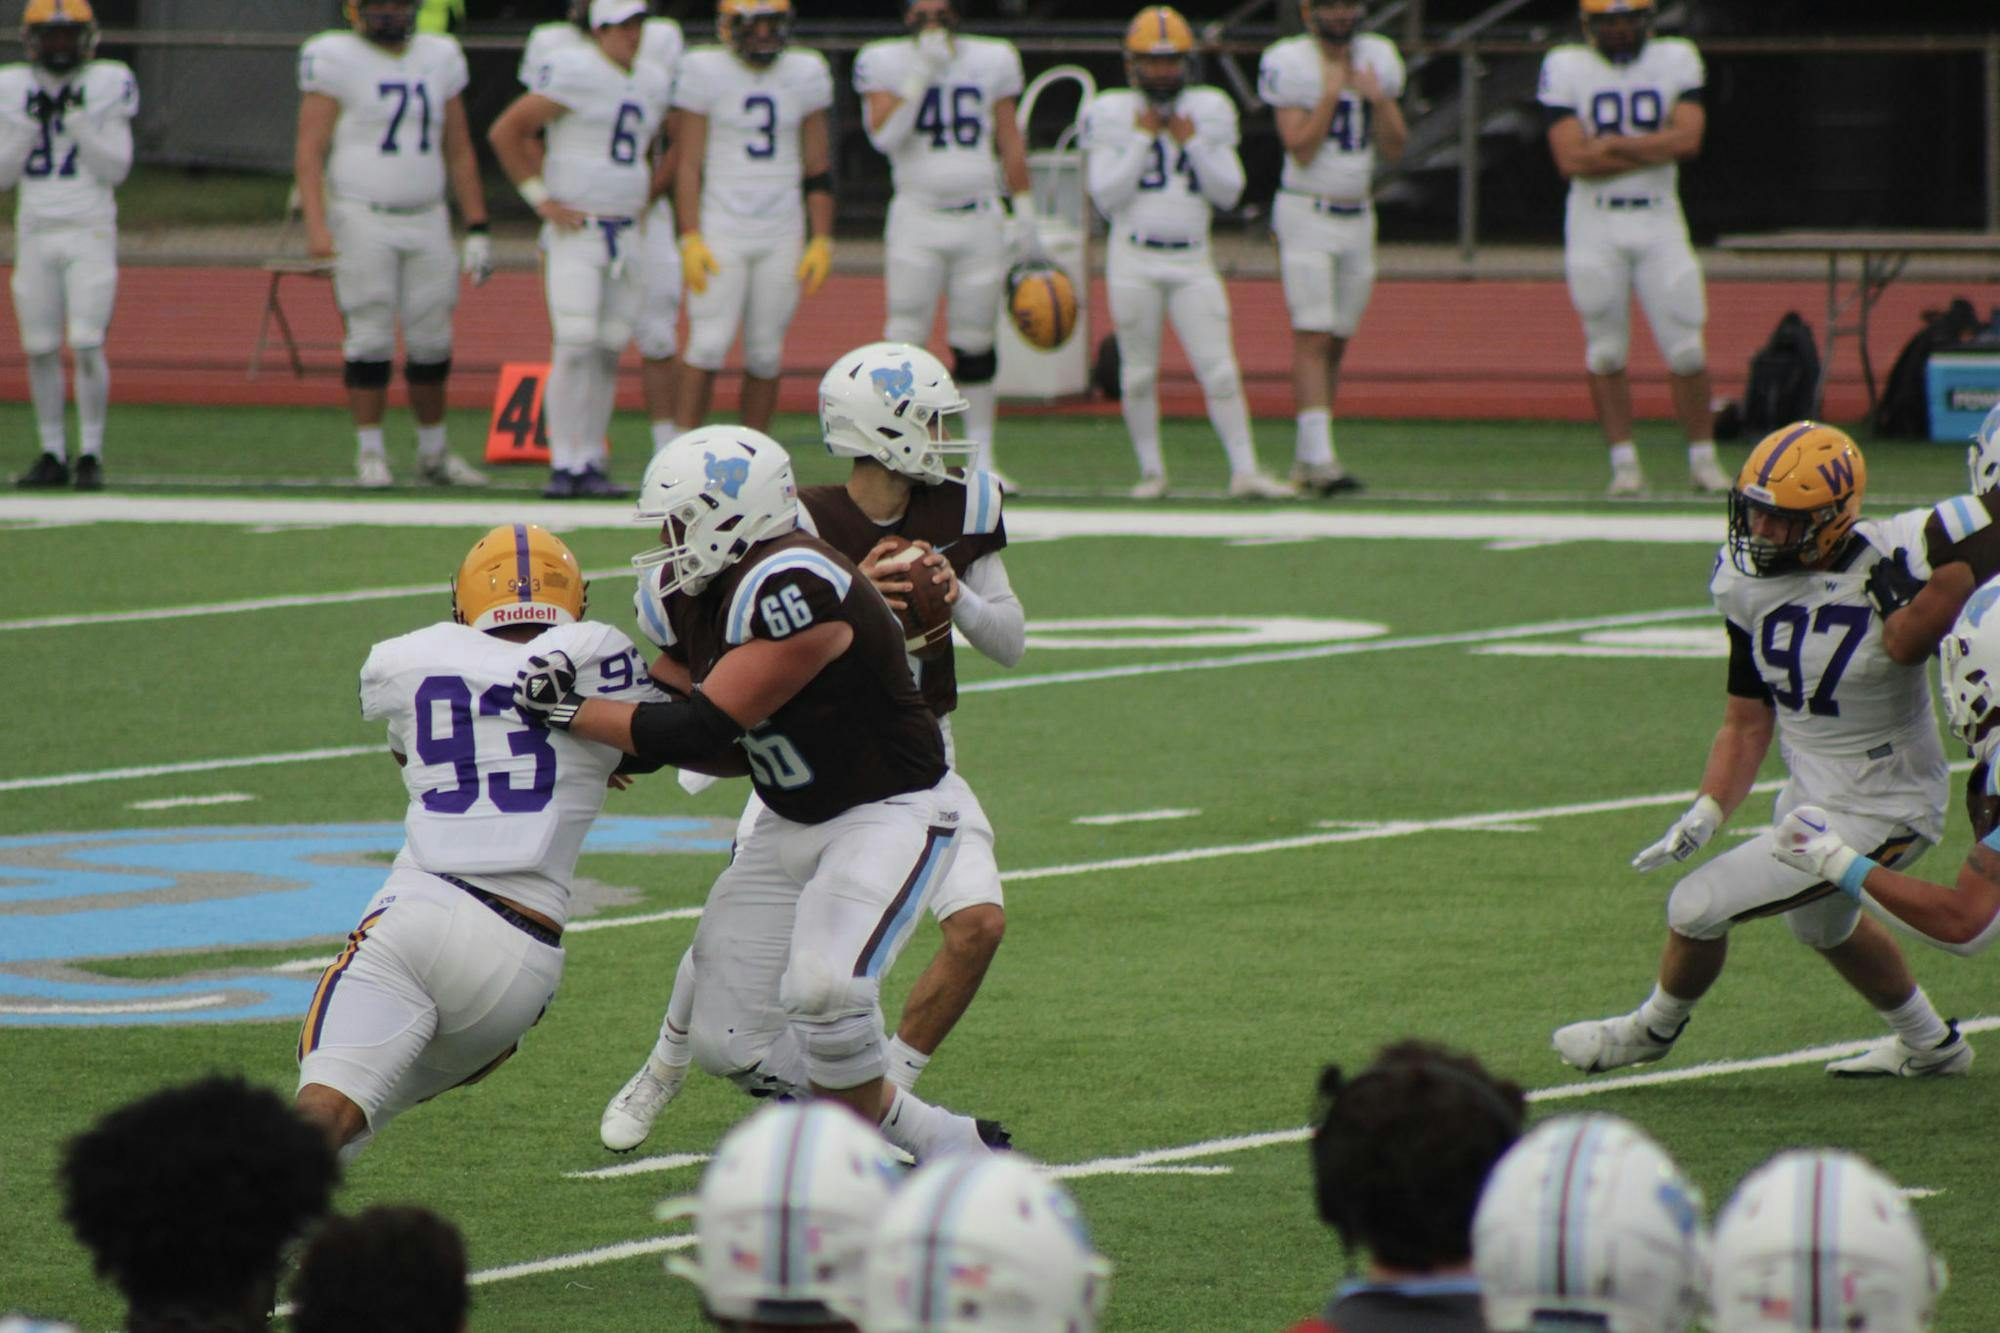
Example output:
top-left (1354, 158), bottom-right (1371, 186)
top-left (0, 993), bottom-right (229, 1016)
top-left (1072, 808), bottom-right (1203, 826)
top-left (0, 745), bottom-right (380, 794)
top-left (566, 907), bottom-right (705, 934)
top-left (127, 793), bottom-right (256, 811)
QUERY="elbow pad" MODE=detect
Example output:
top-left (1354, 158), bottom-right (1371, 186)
top-left (628, 690), bottom-right (745, 765)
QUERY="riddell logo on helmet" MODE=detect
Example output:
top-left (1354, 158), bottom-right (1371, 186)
top-left (491, 605), bottom-right (559, 625)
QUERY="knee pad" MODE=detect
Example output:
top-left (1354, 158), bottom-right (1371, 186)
top-left (951, 346), bottom-right (998, 385)
top-left (1663, 341), bottom-right (1707, 377)
top-left (1120, 362), bottom-right (1158, 399)
top-left (635, 319), bottom-right (678, 363)
top-left (341, 308), bottom-right (397, 364)
top-left (344, 359), bottom-right (394, 390)
top-left (788, 1012), bottom-right (886, 1089)
top-left (1585, 336), bottom-right (1629, 377)
top-left (1192, 354), bottom-right (1244, 401)
top-left (404, 357), bottom-right (452, 386)
top-left (688, 1014), bottom-right (774, 1083)
top-left (743, 335), bottom-right (784, 381)
top-left (778, 950), bottom-right (875, 1023)
top-left (1665, 875), bottom-right (1729, 942)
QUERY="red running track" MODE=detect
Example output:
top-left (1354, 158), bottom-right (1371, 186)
top-left (0, 264), bottom-right (1990, 423)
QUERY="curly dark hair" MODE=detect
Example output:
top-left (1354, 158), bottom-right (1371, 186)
top-left (58, 1076), bottom-right (340, 1326)
top-left (1309, 1040), bottom-right (1525, 1272)
top-left (290, 1205), bottom-right (470, 1333)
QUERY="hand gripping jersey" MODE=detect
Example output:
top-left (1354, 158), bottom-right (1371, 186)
top-left (519, 17), bottom-right (684, 100)
top-left (359, 621), bottom-right (663, 928)
top-left (0, 58), bottom-right (136, 225)
top-left (1257, 33), bottom-right (1404, 200)
top-left (535, 43), bottom-right (674, 220)
top-left (796, 469), bottom-right (1008, 717)
top-left (636, 530), bottom-right (947, 824)
top-left (298, 32), bottom-right (467, 210)
top-left (675, 45), bottom-right (833, 239)
top-left (852, 34), bottom-right (1022, 202)
top-left (1537, 37), bottom-right (1703, 201)
top-left (1081, 85), bottom-right (1239, 238)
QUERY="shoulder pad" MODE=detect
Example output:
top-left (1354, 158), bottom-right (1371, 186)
top-left (631, 574), bottom-right (676, 650)
top-left (724, 546), bottom-right (856, 646)
top-left (962, 469), bottom-right (1005, 536)
top-left (1933, 494), bottom-right (1995, 546)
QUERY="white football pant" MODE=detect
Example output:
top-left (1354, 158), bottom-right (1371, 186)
top-left (11, 219), bottom-right (117, 355)
top-left (634, 196), bottom-right (683, 363)
top-left (682, 227), bottom-right (802, 380)
top-left (1106, 233), bottom-right (1256, 477)
top-left (882, 195), bottom-right (1006, 354)
top-left (327, 196), bottom-right (459, 363)
top-left (1271, 192), bottom-right (1377, 339)
top-left (1563, 193), bottom-right (1707, 376)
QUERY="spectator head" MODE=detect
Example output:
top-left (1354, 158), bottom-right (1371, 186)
top-left (290, 1206), bottom-right (469, 1333)
top-left (59, 1075), bottom-right (339, 1333)
top-left (861, 1153), bottom-right (1111, 1332)
top-left (1309, 1040), bottom-right (1525, 1273)
top-left (1473, 1114), bottom-right (1706, 1333)
top-left (662, 1100), bottom-right (900, 1330)
top-left (1711, 1150), bottom-right (1944, 1333)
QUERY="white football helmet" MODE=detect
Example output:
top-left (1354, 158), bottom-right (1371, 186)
top-left (858, 1154), bottom-right (1110, 1333)
top-left (659, 1101), bottom-right (903, 1328)
top-left (1711, 1149), bottom-right (1944, 1333)
top-left (632, 426), bottom-right (799, 598)
top-left (1940, 579), bottom-right (2000, 762)
top-left (1969, 402), bottom-right (2000, 495)
top-left (1473, 1114), bottom-right (1706, 1333)
top-left (819, 342), bottom-right (974, 485)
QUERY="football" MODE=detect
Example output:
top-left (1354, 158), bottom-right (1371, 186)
top-left (875, 536), bottom-right (954, 660)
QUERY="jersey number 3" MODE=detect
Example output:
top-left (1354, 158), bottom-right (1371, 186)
top-left (415, 676), bottom-right (557, 813)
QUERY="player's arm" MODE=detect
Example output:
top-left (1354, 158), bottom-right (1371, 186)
top-left (441, 93), bottom-right (489, 230)
top-left (951, 552), bottom-right (1025, 668)
top-left (994, 94), bottom-right (1031, 196)
top-left (1881, 562), bottom-right (1976, 665)
top-left (487, 92), bottom-right (587, 229)
top-left (293, 90), bottom-right (341, 258)
top-left (1545, 112), bottom-right (1638, 180)
top-left (1270, 58), bottom-right (1342, 167)
top-left (0, 102), bottom-right (37, 190)
top-left (1855, 849), bottom-right (2000, 956)
top-left (1604, 98), bottom-right (1704, 168)
top-left (674, 108), bottom-right (707, 234)
top-left (1181, 108), bottom-right (1245, 210)
top-left (1351, 64), bottom-right (1405, 162)
top-left (1084, 109), bottom-right (1150, 215)
top-left (863, 87), bottom-right (924, 151)
top-left (66, 94), bottom-right (134, 186)
top-left (801, 109), bottom-right (834, 246)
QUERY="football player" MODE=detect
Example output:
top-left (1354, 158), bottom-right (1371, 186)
top-left (2, 0), bottom-right (135, 492)
top-left (1258, 0), bottom-right (1405, 496)
top-left (1554, 424), bottom-right (1975, 1082)
top-left (1473, 1116), bottom-right (1706, 1333)
top-left (519, 0), bottom-right (688, 457)
top-left (1083, 7), bottom-right (1293, 500)
top-left (296, 0), bottom-right (491, 491)
top-left (515, 427), bottom-right (1006, 1162)
top-left (599, 344), bottom-right (1020, 1151)
top-left (294, 524), bottom-right (668, 1159)
top-left (1539, 0), bottom-right (1727, 497)
top-left (489, 0), bottom-right (673, 498)
top-left (1711, 1150), bottom-right (1944, 1332)
top-left (669, 0), bottom-right (834, 436)
top-left (853, 0), bottom-right (1035, 485)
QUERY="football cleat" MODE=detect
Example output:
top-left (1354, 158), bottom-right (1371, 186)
top-left (541, 469), bottom-right (580, 499)
top-left (1825, 1021), bottom-right (1973, 1079)
top-left (1690, 454), bottom-right (1733, 493)
top-left (418, 452), bottom-right (489, 487)
top-left (976, 1118), bottom-right (1014, 1151)
top-left (356, 454), bottom-right (393, 489)
top-left (1291, 461), bottom-right (1363, 496)
top-left (574, 465), bottom-right (629, 499)
top-left (1552, 1011), bottom-right (1682, 1074)
top-left (1606, 460), bottom-right (1646, 496)
top-left (71, 455), bottom-right (102, 491)
top-left (16, 452), bottom-right (68, 488)
top-left (600, 1062), bottom-right (687, 1152)
top-left (1228, 470), bottom-right (1297, 500)
top-left (1129, 472), bottom-right (1169, 500)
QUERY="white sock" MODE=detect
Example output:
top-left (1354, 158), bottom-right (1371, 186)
top-left (1295, 409), bottom-right (1334, 467)
top-left (27, 350), bottom-right (66, 459)
top-left (877, 1085), bottom-right (986, 1162)
top-left (651, 950), bottom-right (696, 1071)
top-left (651, 420), bottom-right (678, 454)
top-left (1637, 983), bottom-right (1694, 1038)
top-left (72, 345), bottom-right (108, 457)
top-left (1687, 439), bottom-right (1718, 465)
top-left (415, 422), bottom-right (448, 463)
top-left (546, 345), bottom-right (597, 474)
top-left (961, 380), bottom-right (998, 473)
top-left (356, 425), bottom-right (387, 461)
top-left (1207, 379), bottom-right (1257, 477)
top-left (1123, 383), bottom-right (1164, 479)
top-left (1881, 987), bottom-right (1949, 1049)
top-left (884, 1035), bottom-right (931, 1092)
top-left (1609, 441), bottom-right (1640, 471)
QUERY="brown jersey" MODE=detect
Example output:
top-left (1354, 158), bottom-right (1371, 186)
top-left (649, 530), bottom-right (946, 825)
top-left (1970, 761), bottom-right (2000, 843)
top-left (1921, 492), bottom-right (2000, 583)
top-left (798, 468), bottom-right (1008, 716)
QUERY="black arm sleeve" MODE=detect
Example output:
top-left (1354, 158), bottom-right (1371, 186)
top-left (1726, 620), bottom-right (1772, 702)
top-left (628, 690), bottom-right (745, 765)
top-left (614, 751), bottom-right (672, 777)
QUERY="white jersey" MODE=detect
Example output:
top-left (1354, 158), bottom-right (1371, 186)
top-left (1257, 34), bottom-right (1403, 200)
top-left (1537, 37), bottom-right (1703, 201)
top-left (0, 59), bottom-right (136, 226)
top-left (519, 17), bottom-right (684, 97)
top-left (535, 43), bottom-right (673, 219)
top-left (299, 32), bottom-right (467, 210)
top-left (1711, 510), bottom-right (1948, 833)
top-left (1082, 86), bottom-right (1238, 239)
top-left (675, 45), bottom-right (833, 239)
top-left (359, 620), bottom-right (665, 928)
top-left (852, 34), bottom-right (1021, 202)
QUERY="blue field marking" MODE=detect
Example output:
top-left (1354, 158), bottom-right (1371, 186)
top-left (0, 816), bottom-right (730, 1028)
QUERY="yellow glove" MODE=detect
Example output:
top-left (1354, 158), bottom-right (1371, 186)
top-left (796, 236), bottom-right (833, 297)
top-left (680, 233), bottom-right (719, 295)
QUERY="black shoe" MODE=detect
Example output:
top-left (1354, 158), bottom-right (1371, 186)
top-left (573, 465), bottom-right (629, 499)
top-left (72, 455), bottom-right (103, 491)
top-left (15, 452), bottom-right (68, 488)
top-left (976, 1118), bottom-right (1013, 1151)
top-left (541, 469), bottom-right (581, 499)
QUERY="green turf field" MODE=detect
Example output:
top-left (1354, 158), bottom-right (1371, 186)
top-left (4, 405), bottom-right (1996, 1330)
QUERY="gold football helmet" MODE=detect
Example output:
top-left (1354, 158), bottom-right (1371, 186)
top-left (452, 524), bottom-right (589, 632)
top-left (1728, 422), bottom-right (1866, 576)
top-left (1006, 261), bottom-right (1078, 352)
top-left (720, 0), bottom-right (790, 66)
top-left (1124, 5), bottom-right (1195, 104)
top-left (23, 0), bottom-right (95, 73)
top-left (1581, 0), bottom-right (1653, 64)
